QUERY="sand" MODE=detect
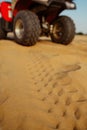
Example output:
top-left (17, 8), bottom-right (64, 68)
top-left (0, 35), bottom-right (87, 130)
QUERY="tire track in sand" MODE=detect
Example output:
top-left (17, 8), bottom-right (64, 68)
top-left (0, 40), bottom-right (87, 130)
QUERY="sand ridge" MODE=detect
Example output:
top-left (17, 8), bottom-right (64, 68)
top-left (0, 35), bottom-right (87, 130)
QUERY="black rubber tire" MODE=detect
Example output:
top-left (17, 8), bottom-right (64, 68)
top-left (0, 27), bottom-right (7, 39)
top-left (50, 16), bottom-right (75, 45)
top-left (13, 10), bottom-right (41, 46)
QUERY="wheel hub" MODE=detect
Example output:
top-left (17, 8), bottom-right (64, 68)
top-left (15, 19), bottom-right (24, 39)
top-left (53, 23), bottom-right (63, 39)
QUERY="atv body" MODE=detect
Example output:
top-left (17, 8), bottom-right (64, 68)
top-left (0, 0), bottom-right (76, 46)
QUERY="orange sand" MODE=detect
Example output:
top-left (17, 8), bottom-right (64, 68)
top-left (0, 35), bottom-right (87, 130)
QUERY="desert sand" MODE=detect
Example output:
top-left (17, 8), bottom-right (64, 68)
top-left (0, 35), bottom-right (87, 130)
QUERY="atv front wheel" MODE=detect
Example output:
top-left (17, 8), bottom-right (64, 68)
top-left (13, 10), bottom-right (41, 46)
top-left (50, 16), bottom-right (75, 45)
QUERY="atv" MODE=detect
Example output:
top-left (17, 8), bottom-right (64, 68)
top-left (0, 0), bottom-right (76, 46)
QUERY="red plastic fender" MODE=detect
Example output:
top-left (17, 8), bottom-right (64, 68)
top-left (0, 3), bottom-right (2, 18)
top-left (1, 2), bottom-right (12, 22)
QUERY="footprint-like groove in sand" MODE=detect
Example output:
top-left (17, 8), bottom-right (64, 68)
top-left (58, 89), bottom-right (64, 96)
top-left (74, 108), bottom-right (81, 120)
top-left (0, 96), bottom-right (9, 106)
top-left (62, 64), bottom-right (81, 73)
top-left (0, 90), bottom-right (9, 106)
top-left (48, 108), bottom-right (53, 113)
top-left (65, 97), bottom-right (72, 106)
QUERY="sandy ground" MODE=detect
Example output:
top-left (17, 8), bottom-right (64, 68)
top-left (0, 35), bottom-right (87, 130)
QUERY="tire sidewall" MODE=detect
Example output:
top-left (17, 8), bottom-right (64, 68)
top-left (13, 10), bottom-right (41, 46)
top-left (13, 12), bottom-right (27, 44)
top-left (50, 16), bottom-right (75, 45)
